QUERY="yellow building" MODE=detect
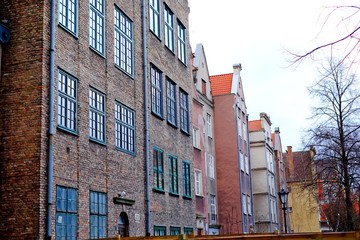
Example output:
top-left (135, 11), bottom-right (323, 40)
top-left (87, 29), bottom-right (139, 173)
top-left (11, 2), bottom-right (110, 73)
top-left (286, 147), bottom-right (320, 233)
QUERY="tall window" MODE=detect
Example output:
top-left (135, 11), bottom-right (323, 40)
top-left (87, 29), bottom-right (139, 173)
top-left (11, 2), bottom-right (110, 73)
top-left (207, 113), bottom-right (212, 138)
top-left (114, 7), bottom-right (133, 76)
top-left (245, 155), bottom-right (249, 174)
top-left (242, 194), bottom-right (247, 215)
top-left (89, 88), bottom-right (106, 143)
top-left (166, 79), bottom-right (177, 126)
top-left (170, 226), bottom-right (180, 236)
top-left (210, 195), bottom-right (216, 224)
top-left (58, 0), bottom-right (77, 35)
top-left (195, 170), bottom-right (202, 196)
top-left (153, 148), bottom-right (164, 191)
top-left (149, 0), bottom-right (160, 37)
top-left (115, 102), bottom-right (135, 154)
top-left (242, 121), bottom-right (247, 141)
top-left (247, 195), bottom-right (252, 216)
top-left (56, 186), bottom-right (77, 239)
top-left (168, 155), bottom-right (178, 194)
top-left (89, 0), bottom-right (105, 54)
top-left (240, 153), bottom-right (245, 172)
top-left (154, 226), bottom-right (166, 236)
top-left (192, 127), bottom-right (200, 149)
top-left (180, 89), bottom-right (189, 133)
top-left (182, 161), bottom-right (191, 198)
top-left (201, 79), bottom-right (206, 95)
top-left (151, 65), bottom-right (163, 117)
top-left (57, 70), bottom-right (77, 133)
top-left (208, 154), bottom-right (214, 179)
top-left (164, 6), bottom-right (174, 52)
top-left (90, 191), bottom-right (107, 239)
top-left (177, 21), bottom-right (186, 64)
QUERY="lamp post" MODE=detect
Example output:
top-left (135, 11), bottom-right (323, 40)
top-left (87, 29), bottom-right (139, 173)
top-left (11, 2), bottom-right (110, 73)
top-left (278, 188), bottom-right (289, 234)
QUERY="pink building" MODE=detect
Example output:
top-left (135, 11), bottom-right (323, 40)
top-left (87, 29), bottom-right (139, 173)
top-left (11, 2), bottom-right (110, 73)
top-left (210, 64), bottom-right (254, 234)
top-left (192, 44), bottom-right (219, 235)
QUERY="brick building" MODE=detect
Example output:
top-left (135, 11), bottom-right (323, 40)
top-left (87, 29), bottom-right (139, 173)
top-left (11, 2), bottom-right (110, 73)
top-left (210, 64), bottom-right (254, 234)
top-left (0, 0), bottom-right (194, 239)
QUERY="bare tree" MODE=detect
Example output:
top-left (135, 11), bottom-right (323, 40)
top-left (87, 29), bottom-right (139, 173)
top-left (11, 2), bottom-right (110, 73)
top-left (304, 58), bottom-right (360, 230)
top-left (290, 5), bottom-right (360, 66)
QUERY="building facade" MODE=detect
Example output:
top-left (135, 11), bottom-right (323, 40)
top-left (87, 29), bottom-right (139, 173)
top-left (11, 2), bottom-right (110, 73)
top-left (249, 113), bottom-right (279, 233)
top-left (210, 64), bottom-right (254, 234)
top-left (191, 43), bottom-right (219, 235)
top-left (0, 0), bottom-right (195, 239)
top-left (285, 146), bottom-right (320, 233)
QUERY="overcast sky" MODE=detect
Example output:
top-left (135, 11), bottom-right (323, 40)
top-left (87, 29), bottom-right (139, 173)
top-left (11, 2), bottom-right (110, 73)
top-left (188, 0), bottom-right (359, 151)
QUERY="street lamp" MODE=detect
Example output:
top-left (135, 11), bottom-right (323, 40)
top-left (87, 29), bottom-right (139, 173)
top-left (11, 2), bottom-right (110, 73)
top-left (278, 188), bottom-right (289, 234)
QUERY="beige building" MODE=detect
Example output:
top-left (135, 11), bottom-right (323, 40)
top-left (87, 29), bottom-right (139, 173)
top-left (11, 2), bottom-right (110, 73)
top-left (285, 147), bottom-right (320, 232)
top-left (249, 113), bottom-right (279, 233)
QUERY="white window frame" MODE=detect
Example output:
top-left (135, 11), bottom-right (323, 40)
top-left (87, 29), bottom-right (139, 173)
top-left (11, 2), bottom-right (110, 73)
top-left (247, 195), bottom-right (252, 216)
top-left (240, 153), bottom-right (244, 172)
top-left (245, 155), bottom-right (249, 174)
top-left (242, 194), bottom-right (247, 215)
top-left (193, 127), bottom-right (200, 149)
top-left (194, 169), bottom-right (203, 196)
top-left (208, 154), bottom-right (215, 179)
top-left (206, 113), bottom-right (212, 138)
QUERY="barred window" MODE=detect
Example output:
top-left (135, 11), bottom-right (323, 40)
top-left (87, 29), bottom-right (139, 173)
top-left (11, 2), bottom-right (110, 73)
top-left (166, 79), bottom-right (176, 126)
top-left (57, 70), bottom-right (77, 133)
top-left (114, 7), bottom-right (133, 76)
top-left (58, 0), bottom-right (77, 34)
top-left (89, 0), bottom-right (105, 54)
top-left (164, 6), bottom-right (174, 52)
top-left (115, 102), bottom-right (135, 154)
top-left (56, 186), bottom-right (77, 239)
top-left (177, 21), bottom-right (186, 64)
top-left (89, 88), bottom-right (106, 143)
top-left (151, 65), bottom-right (163, 117)
top-left (90, 191), bottom-right (107, 239)
top-left (180, 89), bottom-right (189, 133)
top-left (149, 0), bottom-right (160, 37)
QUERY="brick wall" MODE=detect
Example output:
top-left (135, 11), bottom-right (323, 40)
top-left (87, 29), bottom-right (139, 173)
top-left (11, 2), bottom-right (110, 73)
top-left (0, 0), bottom-right (49, 239)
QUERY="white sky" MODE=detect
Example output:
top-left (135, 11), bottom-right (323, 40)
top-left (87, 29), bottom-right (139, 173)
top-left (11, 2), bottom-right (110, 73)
top-left (189, 0), bottom-right (359, 151)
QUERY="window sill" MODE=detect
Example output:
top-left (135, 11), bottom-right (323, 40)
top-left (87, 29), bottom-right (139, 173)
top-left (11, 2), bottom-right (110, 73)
top-left (169, 192), bottom-right (179, 197)
top-left (182, 195), bottom-right (192, 200)
top-left (151, 111), bottom-right (165, 121)
top-left (89, 138), bottom-right (106, 146)
top-left (153, 188), bottom-right (165, 194)
top-left (56, 126), bottom-right (79, 136)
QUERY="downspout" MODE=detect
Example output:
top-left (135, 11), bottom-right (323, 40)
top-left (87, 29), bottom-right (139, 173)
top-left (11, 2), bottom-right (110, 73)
top-left (235, 100), bottom-right (244, 232)
top-left (141, 0), bottom-right (151, 236)
top-left (47, 0), bottom-right (56, 238)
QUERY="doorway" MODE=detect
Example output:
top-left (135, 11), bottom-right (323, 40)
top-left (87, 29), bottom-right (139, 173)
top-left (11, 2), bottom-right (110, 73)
top-left (118, 212), bottom-right (129, 237)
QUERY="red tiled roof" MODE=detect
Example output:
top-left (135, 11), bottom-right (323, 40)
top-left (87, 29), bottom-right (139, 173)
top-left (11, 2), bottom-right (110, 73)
top-left (210, 73), bottom-right (233, 96)
top-left (248, 120), bottom-right (261, 131)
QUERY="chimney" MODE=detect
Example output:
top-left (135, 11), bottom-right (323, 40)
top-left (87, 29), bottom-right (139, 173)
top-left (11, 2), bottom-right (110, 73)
top-left (287, 146), bottom-right (294, 178)
top-left (233, 63), bottom-right (242, 73)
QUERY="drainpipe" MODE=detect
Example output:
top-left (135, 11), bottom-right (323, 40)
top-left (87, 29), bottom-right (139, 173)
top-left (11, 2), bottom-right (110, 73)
top-left (47, 0), bottom-right (56, 238)
top-left (141, 0), bottom-right (151, 236)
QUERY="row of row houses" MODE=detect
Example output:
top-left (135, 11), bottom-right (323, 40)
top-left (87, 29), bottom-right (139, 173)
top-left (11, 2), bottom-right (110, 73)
top-left (0, 0), bottom-right (328, 239)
